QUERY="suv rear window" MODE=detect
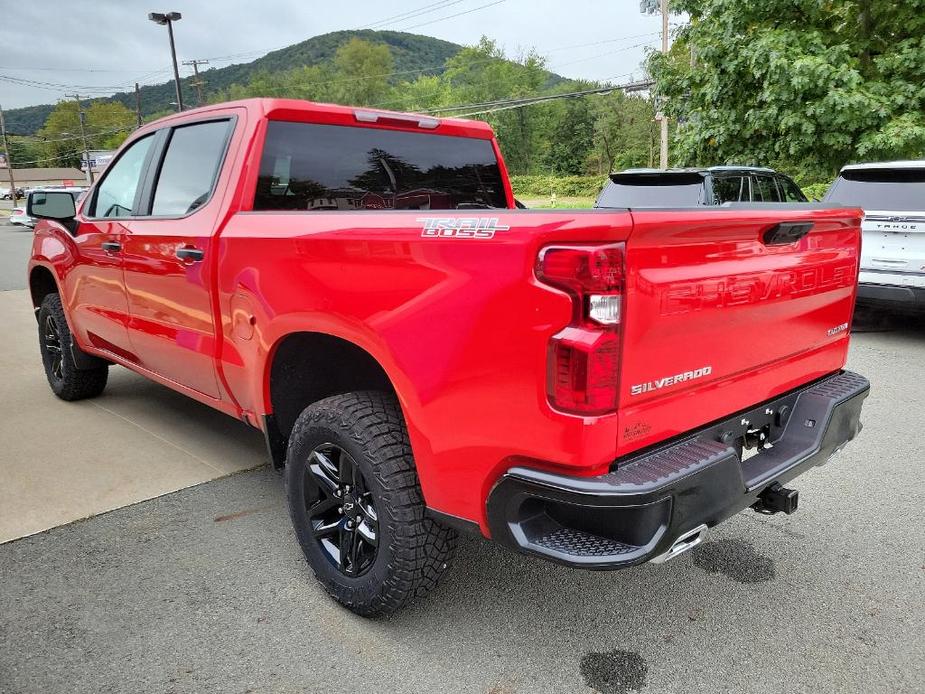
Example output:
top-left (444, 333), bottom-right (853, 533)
top-left (595, 173), bottom-right (705, 208)
top-left (825, 169), bottom-right (925, 211)
top-left (254, 121), bottom-right (507, 211)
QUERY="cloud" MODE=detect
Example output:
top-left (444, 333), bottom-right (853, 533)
top-left (0, 0), bottom-right (661, 109)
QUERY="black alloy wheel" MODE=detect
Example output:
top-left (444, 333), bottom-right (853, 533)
top-left (305, 443), bottom-right (379, 577)
top-left (42, 314), bottom-right (64, 383)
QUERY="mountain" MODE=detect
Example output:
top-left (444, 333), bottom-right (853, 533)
top-left (4, 30), bottom-right (467, 135)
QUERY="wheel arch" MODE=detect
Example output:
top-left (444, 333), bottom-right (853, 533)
top-left (28, 264), bottom-right (60, 315)
top-left (261, 330), bottom-right (405, 468)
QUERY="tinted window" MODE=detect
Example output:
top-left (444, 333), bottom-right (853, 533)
top-left (777, 176), bottom-right (807, 202)
top-left (595, 174), bottom-right (705, 208)
top-left (254, 121), bottom-right (507, 211)
top-left (752, 175), bottom-right (782, 202)
top-left (825, 169), bottom-right (925, 211)
top-left (91, 135), bottom-right (153, 218)
top-left (151, 120), bottom-right (231, 216)
top-left (711, 176), bottom-right (748, 203)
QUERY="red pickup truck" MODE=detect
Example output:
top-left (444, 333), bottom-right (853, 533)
top-left (27, 99), bottom-right (869, 615)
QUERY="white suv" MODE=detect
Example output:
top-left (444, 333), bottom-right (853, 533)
top-left (825, 161), bottom-right (925, 312)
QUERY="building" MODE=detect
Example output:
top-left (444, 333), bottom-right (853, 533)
top-left (8, 168), bottom-right (88, 189)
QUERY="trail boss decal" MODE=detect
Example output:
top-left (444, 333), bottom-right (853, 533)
top-left (630, 366), bottom-right (713, 396)
top-left (419, 217), bottom-right (511, 239)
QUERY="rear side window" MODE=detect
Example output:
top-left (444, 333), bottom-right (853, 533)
top-left (777, 176), bottom-right (807, 202)
top-left (151, 120), bottom-right (231, 216)
top-left (711, 176), bottom-right (748, 203)
top-left (752, 175), bottom-right (782, 202)
top-left (595, 173), bottom-right (705, 208)
top-left (254, 121), bottom-right (508, 211)
top-left (90, 134), bottom-right (153, 218)
top-left (825, 169), bottom-right (925, 211)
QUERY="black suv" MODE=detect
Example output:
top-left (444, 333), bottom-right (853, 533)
top-left (595, 166), bottom-right (807, 208)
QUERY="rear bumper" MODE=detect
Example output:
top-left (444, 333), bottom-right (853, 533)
top-left (486, 370), bottom-right (869, 569)
top-left (857, 281), bottom-right (925, 309)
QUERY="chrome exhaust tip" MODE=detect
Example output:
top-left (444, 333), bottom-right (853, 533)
top-left (650, 524), bottom-right (708, 564)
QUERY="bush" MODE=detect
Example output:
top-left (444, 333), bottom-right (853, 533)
top-left (509, 175), bottom-right (608, 199)
top-left (801, 182), bottom-right (831, 201)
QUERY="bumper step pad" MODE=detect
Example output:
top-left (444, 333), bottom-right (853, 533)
top-left (487, 370), bottom-right (870, 569)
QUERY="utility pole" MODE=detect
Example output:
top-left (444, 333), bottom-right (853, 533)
top-left (659, 0), bottom-right (669, 169)
top-left (0, 104), bottom-right (17, 201)
top-left (66, 94), bottom-right (94, 185)
top-left (641, 0), bottom-right (670, 168)
top-left (148, 12), bottom-right (184, 112)
top-left (182, 59), bottom-right (209, 105)
top-left (134, 83), bottom-right (143, 128)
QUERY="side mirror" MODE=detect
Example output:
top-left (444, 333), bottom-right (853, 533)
top-left (27, 191), bottom-right (78, 233)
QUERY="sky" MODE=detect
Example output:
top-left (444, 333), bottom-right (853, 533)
top-left (0, 0), bottom-right (668, 110)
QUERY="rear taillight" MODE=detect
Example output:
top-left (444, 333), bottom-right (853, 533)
top-left (537, 243), bottom-right (625, 415)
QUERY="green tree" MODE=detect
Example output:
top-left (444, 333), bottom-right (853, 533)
top-left (332, 38), bottom-right (395, 105)
top-left (588, 92), bottom-right (659, 173)
top-left (542, 97), bottom-right (596, 175)
top-left (650, 0), bottom-right (925, 176)
top-left (37, 100), bottom-right (135, 168)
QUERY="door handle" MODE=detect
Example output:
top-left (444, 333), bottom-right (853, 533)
top-left (101, 241), bottom-right (121, 253)
top-left (176, 246), bottom-right (205, 262)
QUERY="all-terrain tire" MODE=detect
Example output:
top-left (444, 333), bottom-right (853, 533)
top-left (38, 293), bottom-right (108, 401)
top-left (285, 391), bottom-right (457, 616)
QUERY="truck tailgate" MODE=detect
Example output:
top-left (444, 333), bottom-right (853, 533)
top-left (617, 206), bottom-right (861, 455)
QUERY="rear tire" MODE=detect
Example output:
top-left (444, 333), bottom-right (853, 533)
top-left (285, 391), bottom-right (457, 616)
top-left (38, 293), bottom-right (108, 401)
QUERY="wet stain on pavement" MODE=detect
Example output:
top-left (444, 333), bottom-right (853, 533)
top-left (213, 506), bottom-right (271, 523)
top-left (580, 650), bottom-right (647, 694)
top-left (692, 539), bottom-right (775, 583)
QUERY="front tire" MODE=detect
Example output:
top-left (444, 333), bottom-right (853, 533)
top-left (38, 293), bottom-right (108, 401)
top-left (285, 391), bottom-right (457, 616)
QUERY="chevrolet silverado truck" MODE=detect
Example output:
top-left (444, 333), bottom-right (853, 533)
top-left (27, 99), bottom-right (869, 616)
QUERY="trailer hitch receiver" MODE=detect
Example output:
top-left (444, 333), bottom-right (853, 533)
top-left (752, 482), bottom-right (799, 515)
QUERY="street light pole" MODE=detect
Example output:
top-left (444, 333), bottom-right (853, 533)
top-left (148, 11), bottom-right (184, 112)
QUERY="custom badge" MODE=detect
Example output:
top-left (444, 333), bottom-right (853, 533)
top-left (419, 217), bottom-right (511, 239)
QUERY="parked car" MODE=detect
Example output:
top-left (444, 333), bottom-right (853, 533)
top-left (28, 98), bottom-right (868, 616)
top-left (1, 186), bottom-right (24, 200)
top-left (9, 205), bottom-right (32, 226)
top-left (595, 166), bottom-right (808, 208)
top-left (11, 188), bottom-right (86, 229)
top-left (824, 161), bottom-right (925, 313)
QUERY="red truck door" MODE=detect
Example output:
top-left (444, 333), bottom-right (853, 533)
top-left (67, 133), bottom-right (157, 360)
top-left (120, 119), bottom-right (234, 399)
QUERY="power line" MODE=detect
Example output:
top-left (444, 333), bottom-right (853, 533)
top-left (397, 0), bottom-right (508, 30)
top-left (360, 0), bottom-right (468, 29)
top-left (443, 80), bottom-right (654, 118)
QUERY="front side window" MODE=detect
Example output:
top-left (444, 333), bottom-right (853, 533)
top-left (90, 135), bottom-right (153, 218)
top-left (151, 120), bottom-right (231, 216)
top-left (254, 121), bottom-right (508, 211)
top-left (711, 176), bottom-right (747, 203)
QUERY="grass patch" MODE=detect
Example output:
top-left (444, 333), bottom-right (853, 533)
top-left (521, 196), bottom-right (596, 209)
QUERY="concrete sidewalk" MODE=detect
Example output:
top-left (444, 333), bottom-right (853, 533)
top-left (0, 288), bottom-right (267, 543)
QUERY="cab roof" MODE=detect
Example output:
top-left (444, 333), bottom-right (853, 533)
top-left (136, 97), bottom-right (496, 141)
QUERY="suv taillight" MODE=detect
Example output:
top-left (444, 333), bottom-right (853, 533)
top-left (536, 243), bottom-right (625, 415)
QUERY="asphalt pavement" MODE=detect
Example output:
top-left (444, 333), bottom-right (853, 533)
top-left (1, 220), bottom-right (923, 693)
